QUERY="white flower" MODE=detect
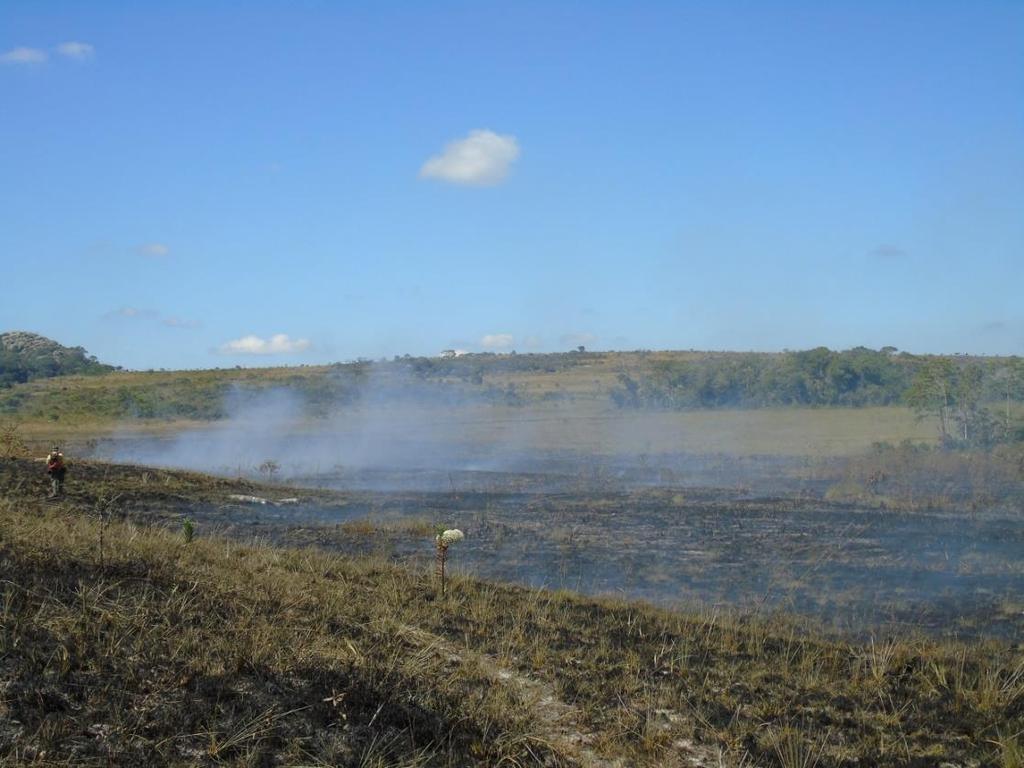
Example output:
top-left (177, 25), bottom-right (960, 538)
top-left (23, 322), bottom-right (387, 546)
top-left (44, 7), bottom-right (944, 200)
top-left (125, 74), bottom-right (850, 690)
top-left (437, 529), bottom-right (464, 546)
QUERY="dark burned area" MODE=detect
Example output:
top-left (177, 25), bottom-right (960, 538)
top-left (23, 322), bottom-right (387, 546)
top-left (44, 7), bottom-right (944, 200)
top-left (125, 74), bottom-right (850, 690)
top-left (4, 456), bottom-right (1022, 642)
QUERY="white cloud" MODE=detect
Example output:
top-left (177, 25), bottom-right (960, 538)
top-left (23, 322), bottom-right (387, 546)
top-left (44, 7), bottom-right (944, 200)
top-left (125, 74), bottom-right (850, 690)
top-left (868, 245), bottom-right (909, 261)
top-left (163, 316), bottom-right (201, 329)
top-left (139, 243), bottom-right (171, 257)
top-left (481, 333), bottom-right (514, 350)
top-left (420, 130), bottom-right (520, 186)
top-left (102, 306), bottom-right (199, 329)
top-left (1, 47), bottom-right (47, 64)
top-left (219, 334), bottom-right (312, 355)
top-left (56, 41), bottom-right (94, 60)
top-left (103, 306), bottom-right (157, 320)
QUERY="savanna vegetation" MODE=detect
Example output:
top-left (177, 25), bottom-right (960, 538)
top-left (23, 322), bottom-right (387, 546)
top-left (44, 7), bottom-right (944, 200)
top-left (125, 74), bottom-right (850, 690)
top-left (2, 339), bottom-right (1022, 431)
top-left (3, 340), bottom-right (1022, 513)
top-left (1, 461), bottom-right (1021, 767)
top-left (0, 338), bottom-right (1022, 765)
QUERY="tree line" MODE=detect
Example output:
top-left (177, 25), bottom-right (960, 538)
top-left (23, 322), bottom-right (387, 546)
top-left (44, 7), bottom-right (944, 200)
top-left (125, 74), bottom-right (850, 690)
top-left (610, 347), bottom-right (1024, 446)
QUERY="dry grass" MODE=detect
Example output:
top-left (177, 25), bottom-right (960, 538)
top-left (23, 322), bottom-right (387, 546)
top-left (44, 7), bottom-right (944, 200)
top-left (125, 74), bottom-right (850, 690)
top-left (0, 498), bottom-right (555, 766)
top-left (0, 466), bottom-right (1021, 766)
top-left (823, 440), bottom-right (1024, 509)
top-left (9, 402), bottom-right (938, 464)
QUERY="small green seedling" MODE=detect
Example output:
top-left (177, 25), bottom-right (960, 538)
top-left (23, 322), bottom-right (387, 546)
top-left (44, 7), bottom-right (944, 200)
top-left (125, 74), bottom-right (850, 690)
top-left (182, 518), bottom-right (195, 544)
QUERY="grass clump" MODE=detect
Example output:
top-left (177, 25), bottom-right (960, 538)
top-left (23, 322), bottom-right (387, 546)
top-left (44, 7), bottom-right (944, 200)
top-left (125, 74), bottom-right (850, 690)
top-left (182, 516), bottom-right (195, 543)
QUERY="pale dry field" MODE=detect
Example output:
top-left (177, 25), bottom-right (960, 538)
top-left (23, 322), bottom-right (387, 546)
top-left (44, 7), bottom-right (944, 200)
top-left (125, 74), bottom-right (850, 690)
top-left (21, 403), bottom-right (939, 460)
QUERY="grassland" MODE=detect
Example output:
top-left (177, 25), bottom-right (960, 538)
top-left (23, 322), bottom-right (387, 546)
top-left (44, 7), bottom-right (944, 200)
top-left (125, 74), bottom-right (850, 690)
top-left (1, 352), bottom-right (1021, 765)
top-left (9, 348), bottom-right (1016, 466)
top-left (1, 460), bottom-right (1022, 766)
top-left (0, 353), bottom-right (632, 426)
top-left (7, 399), bottom-right (939, 463)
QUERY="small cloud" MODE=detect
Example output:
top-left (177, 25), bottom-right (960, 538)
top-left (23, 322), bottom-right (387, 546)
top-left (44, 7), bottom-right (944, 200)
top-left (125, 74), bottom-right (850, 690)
top-left (163, 316), bottom-right (201, 329)
top-left (559, 332), bottom-right (597, 348)
top-left (103, 306), bottom-right (199, 329)
top-left (139, 243), bottom-right (171, 257)
top-left (56, 41), bottom-right (94, 60)
top-left (980, 321), bottom-right (1006, 332)
top-left (480, 333), bottom-right (514, 351)
top-left (868, 245), bottom-right (909, 260)
top-left (1, 47), bottom-right (47, 64)
top-left (102, 306), bottom-right (157, 320)
top-left (219, 334), bottom-right (312, 355)
top-left (420, 129), bottom-right (520, 186)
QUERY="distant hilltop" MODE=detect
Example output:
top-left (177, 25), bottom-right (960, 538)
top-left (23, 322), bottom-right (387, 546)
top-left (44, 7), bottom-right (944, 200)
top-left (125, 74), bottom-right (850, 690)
top-left (0, 331), bottom-right (116, 387)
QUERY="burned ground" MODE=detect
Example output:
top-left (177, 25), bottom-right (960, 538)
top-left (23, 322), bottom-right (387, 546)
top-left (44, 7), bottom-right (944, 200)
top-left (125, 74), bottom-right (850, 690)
top-left (0, 458), bottom-right (1022, 766)
top-left (5, 457), bottom-right (1021, 642)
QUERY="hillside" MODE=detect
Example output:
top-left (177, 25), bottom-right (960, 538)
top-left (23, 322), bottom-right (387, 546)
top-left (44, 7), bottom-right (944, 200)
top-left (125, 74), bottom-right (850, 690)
top-left (0, 331), bottom-right (115, 387)
top-left (0, 460), bottom-right (1020, 766)
top-left (0, 342), bottom-right (1020, 455)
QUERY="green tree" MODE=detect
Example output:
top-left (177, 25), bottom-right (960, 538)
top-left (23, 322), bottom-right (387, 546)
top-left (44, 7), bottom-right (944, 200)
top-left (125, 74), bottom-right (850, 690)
top-left (906, 359), bottom-right (999, 447)
top-left (987, 357), bottom-right (1024, 439)
top-left (952, 364), bottom-right (985, 444)
top-left (905, 358), bottom-right (957, 444)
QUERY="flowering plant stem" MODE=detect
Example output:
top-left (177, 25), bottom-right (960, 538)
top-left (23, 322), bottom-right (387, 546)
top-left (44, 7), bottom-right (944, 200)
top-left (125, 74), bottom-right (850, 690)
top-left (436, 541), bottom-right (448, 596)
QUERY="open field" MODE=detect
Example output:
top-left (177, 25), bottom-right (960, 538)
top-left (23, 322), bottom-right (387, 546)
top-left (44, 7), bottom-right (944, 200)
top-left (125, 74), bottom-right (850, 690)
top-left (6, 1), bottom-right (1022, 764)
top-left (3, 457), bottom-right (1022, 642)
top-left (2, 355), bottom-right (1023, 765)
top-left (6, 347), bottom-right (1021, 471)
top-left (14, 403), bottom-right (939, 461)
top-left (0, 349), bottom-right (995, 456)
top-left (1, 461), bottom-right (1022, 766)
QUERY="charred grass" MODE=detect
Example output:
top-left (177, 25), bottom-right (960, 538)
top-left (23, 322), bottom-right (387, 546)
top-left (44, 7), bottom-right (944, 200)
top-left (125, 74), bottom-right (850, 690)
top-left (0, 498), bottom-right (554, 766)
top-left (0, 462), bottom-right (1022, 766)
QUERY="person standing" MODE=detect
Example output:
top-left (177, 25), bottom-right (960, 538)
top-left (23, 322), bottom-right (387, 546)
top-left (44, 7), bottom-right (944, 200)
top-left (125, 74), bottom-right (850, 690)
top-left (46, 445), bottom-right (67, 498)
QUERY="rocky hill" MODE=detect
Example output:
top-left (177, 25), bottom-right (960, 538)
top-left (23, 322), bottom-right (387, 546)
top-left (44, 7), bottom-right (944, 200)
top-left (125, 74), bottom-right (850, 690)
top-left (0, 331), bottom-right (115, 387)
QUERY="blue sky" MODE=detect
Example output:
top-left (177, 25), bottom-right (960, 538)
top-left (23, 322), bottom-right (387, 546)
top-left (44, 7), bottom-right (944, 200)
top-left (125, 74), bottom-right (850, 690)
top-left (1, 1), bottom-right (1021, 369)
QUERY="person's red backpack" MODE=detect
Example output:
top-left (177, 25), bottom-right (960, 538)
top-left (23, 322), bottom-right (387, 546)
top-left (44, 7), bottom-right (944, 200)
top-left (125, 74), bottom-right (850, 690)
top-left (47, 452), bottom-right (65, 475)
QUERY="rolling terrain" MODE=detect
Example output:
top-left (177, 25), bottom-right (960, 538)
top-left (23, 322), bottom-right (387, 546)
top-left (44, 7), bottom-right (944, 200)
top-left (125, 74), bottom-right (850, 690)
top-left (1, 342), bottom-right (1022, 765)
